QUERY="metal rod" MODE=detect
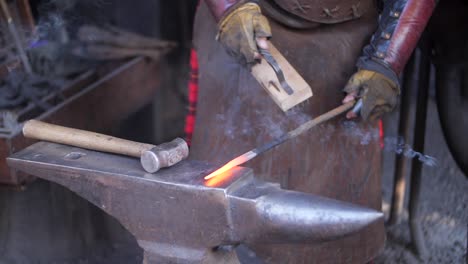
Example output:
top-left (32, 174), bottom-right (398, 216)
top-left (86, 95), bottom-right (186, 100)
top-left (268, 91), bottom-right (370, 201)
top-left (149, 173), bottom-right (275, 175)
top-left (409, 43), bottom-right (430, 258)
top-left (388, 53), bottom-right (417, 225)
top-left (205, 100), bottom-right (357, 179)
top-left (0, 0), bottom-right (32, 74)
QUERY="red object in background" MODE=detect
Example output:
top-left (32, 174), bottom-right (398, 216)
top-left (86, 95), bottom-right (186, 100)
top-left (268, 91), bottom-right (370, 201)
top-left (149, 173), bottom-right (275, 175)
top-left (184, 49), bottom-right (199, 147)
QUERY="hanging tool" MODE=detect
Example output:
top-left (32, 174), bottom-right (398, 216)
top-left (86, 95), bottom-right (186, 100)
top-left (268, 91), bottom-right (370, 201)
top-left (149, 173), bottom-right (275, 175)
top-left (250, 41), bottom-right (312, 112)
top-left (74, 25), bottom-right (177, 61)
top-left (22, 120), bottom-right (189, 173)
top-left (0, 0), bottom-right (32, 74)
top-left (205, 100), bottom-right (362, 180)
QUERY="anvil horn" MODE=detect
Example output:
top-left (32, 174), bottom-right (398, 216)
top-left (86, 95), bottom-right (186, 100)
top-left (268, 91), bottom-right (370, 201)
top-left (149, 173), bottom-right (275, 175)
top-left (8, 142), bottom-right (383, 264)
top-left (230, 189), bottom-right (383, 244)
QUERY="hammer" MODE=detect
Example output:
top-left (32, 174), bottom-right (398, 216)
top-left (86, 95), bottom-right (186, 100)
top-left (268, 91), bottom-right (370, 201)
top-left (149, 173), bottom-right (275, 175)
top-left (22, 120), bottom-right (189, 173)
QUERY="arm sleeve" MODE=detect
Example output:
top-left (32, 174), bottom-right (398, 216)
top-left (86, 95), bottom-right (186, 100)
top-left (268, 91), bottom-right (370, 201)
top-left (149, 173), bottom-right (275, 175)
top-left (356, 0), bottom-right (437, 86)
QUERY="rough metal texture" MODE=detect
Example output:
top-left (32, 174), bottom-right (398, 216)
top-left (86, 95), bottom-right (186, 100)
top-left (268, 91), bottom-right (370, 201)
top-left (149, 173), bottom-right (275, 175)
top-left (8, 142), bottom-right (383, 263)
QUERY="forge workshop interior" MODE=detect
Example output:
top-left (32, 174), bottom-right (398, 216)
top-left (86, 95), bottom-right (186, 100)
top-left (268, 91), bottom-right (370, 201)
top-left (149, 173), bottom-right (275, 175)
top-left (0, 0), bottom-right (466, 263)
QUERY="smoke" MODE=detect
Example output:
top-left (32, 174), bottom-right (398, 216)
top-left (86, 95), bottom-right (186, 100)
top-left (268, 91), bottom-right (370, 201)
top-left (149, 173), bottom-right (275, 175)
top-left (31, 0), bottom-right (111, 44)
top-left (30, 1), bottom-right (72, 43)
top-left (0, 111), bottom-right (20, 133)
top-left (256, 104), bottom-right (311, 140)
top-left (285, 105), bottom-right (311, 126)
top-left (218, 98), bottom-right (281, 140)
top-left (34, 12), bottom-right (68, 42)
top-left (384, 137), bottom-right (438, 167)
top-left (341, 121), bottom-right (437, 167)
top-left (217, 97), bottom-right (242, 140)
top-left (342, 121), bottom-right (379, 145)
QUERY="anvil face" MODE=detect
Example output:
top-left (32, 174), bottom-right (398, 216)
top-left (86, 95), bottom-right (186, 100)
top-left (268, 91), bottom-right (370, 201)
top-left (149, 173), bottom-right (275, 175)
top-left (12, 141), bottom-right (245, 188)
top-left (8, 142), bottom-right (383, 264)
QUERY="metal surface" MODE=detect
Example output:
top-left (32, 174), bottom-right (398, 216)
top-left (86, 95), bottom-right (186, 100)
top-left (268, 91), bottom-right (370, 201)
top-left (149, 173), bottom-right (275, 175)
top-left (0, 57), bottom-right (161, 185)
top-left (259, 48), bottom-right (294, 95)
top-left (409, 43), bottom-right (431, 258)
top-left (141, 138), bottom-right (189, 173)
top-left (388, 53), bottom-right (417, 225)
top-left (8, 142), bottom-right (383, 264)
top-left (387, 46), bottom-right (430, 257)
top-left (351, 99), bottom-right (363, 115)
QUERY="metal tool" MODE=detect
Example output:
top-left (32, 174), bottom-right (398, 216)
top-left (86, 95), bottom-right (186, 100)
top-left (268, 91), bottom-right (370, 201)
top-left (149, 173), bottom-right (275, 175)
top-left (7, 142), bottom-right (383, 264)
top-left (259, 48), bottom-right (294, 95)
top-left (205, 100), bottom-right (358, 179)
top-left (74, 25), bottom-right (177, 61)
top-left (250, 42), bottom-right (312, 112)
top-left (351, 98), bottom-right (363, 115)
top-left (22, 120), bottom-right (189, 173)
top-left (0, 0), bottom-right (32, 74)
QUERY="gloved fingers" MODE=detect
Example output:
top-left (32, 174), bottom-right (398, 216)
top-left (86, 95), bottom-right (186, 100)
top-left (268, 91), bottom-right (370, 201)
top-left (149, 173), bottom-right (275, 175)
top-left (240, 26), bottom-right (260, 65)
top-left (343, 72), bottom-right (362, 116)
top-left (253, 14), bottom-right (271, 60)
top-left (361, 92), bottom-right (395, 121)
top-left (360, 100), bottom-right (375, 121)
top-left (343, 73), bottom-right (363, 94)
top-left (253, 14), bottom-right (272, 39)
top-left (366, 104), bottom-right (392, 122)
top-left (343, 69), bottom-right (379, 93)
top-left (216, 3), bottom-right (271, 67)
top-left (343, 69), bottom-right (399, 121)
top-left (343, 71), bottom-right (364, 108)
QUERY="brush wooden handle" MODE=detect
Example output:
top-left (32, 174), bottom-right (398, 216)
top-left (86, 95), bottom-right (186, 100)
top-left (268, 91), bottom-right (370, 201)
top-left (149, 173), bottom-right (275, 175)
top-left (23, 120), bottom-right (155, 158)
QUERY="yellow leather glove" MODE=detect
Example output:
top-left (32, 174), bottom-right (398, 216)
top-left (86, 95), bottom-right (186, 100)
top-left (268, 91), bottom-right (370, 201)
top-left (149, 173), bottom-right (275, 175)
top-left (217, 2), bottom-right (272, 66)
top-left (343, 70), bottom-right (400, 121)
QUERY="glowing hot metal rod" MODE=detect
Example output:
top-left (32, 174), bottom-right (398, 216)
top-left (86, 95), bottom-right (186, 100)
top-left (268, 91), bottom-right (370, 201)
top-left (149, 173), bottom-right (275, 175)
top-left (205, 100), bottom-right (360, 180)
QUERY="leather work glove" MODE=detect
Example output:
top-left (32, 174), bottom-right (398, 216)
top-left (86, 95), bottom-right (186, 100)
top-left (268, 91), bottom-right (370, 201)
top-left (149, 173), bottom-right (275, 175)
top-left (217, 2), bottom-right (272, 67)
top-left (342, 69), bottom-right (400, 122)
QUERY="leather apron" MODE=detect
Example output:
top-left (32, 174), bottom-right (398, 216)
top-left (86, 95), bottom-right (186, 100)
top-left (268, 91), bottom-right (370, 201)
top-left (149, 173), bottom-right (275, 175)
top-left (191, 1), bottom-right (385, 263)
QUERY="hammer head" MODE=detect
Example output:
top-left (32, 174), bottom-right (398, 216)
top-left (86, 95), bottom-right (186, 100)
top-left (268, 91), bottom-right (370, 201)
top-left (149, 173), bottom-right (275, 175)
top-left (140, 138), bottom-right (189, 173)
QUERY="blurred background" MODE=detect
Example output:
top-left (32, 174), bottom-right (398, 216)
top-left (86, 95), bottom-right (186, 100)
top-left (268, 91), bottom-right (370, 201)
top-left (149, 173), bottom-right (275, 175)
top-left (0, 0), bottom-right (466, 263)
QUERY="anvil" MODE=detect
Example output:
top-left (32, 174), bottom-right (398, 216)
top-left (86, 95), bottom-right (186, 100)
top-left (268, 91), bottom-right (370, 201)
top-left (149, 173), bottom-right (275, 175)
top-left (7, 142), bottom-right (383, 263)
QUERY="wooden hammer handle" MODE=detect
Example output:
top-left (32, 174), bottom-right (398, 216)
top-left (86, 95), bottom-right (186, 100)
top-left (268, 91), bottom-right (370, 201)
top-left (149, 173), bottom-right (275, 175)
top-left (23, 120), bottom-right (155, 158)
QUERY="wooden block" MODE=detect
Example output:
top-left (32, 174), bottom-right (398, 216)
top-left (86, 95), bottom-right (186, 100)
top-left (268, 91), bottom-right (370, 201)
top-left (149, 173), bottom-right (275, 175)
top-left (251, 42), bottom-right (313, 112)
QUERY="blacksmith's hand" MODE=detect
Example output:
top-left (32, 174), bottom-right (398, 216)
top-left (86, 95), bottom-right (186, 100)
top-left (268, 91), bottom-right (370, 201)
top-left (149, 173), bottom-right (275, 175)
top-left (342, 69), bottom-right (399, 122)
top-left (217, 2), bottom-right (271, 67)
